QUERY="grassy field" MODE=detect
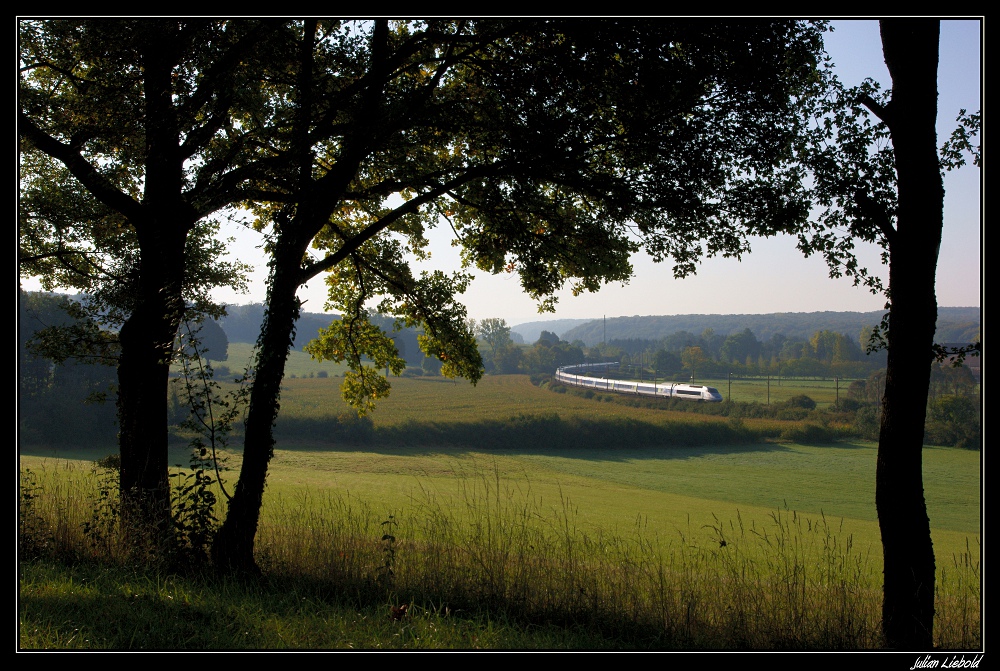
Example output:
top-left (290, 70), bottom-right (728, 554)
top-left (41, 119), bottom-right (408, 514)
top-left (211, 343), bottom-right (855, 407)
top-left (22, 374), bottom-right (981, 556)
top-left (205, 342), bottom-right (353, 380)
top-left (19, 372), bottom-right (981, 649)
top-left (604, 373), bottom-right (860, 408)
top-left (271, 374), bottom-right (790, 433)
top-left (709, 375), bottom-right (847, 407)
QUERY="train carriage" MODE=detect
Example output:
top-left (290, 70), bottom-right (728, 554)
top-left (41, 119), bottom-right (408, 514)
top-left (554, 363), bottom-right (723, 402)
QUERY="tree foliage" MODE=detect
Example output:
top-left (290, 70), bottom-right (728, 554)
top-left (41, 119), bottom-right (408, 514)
top-left (476, 318), bottom-right (512, 360)
top-left (20, 18), bottom-right (835, 574)
top-left (207, 19), bottom-right (830, 572)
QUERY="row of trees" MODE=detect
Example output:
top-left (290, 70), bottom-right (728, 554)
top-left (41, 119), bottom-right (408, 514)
top-left (19, 19), bottom-right (978, 648)
top-left (846, 364), bottom-right (980, 450)
top-left (19, 291), bottom-right (118, 444)
top-left (471, 320), bottom-right (894, 380)
top-left (598, 327), bottom-right (885, 380)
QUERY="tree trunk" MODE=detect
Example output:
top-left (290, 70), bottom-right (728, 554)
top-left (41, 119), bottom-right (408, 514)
top-left (116, 223), bottom-right (188, 539)
top-left (213, 25), bottom-right (324, 574)
top-left (212, 251), bottom-right (304, 574)
top-left (875, 19), bottom-right (942, 650)
top-left (114, 30), bottom-right (194, 541)
top-left (116, 304), bottom-right (172, 530)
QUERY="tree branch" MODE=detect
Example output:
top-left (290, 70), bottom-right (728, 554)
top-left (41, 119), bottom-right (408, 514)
top-left (19, 113), bottom-right (145, 223)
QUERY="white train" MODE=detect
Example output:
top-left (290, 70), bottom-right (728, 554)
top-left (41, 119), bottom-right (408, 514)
top-left (554, 362), bottom-right (724, 402)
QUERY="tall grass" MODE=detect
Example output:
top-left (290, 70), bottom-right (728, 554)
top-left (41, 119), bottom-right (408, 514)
top-left (21, 461), bottom-right (979, 649)
top-left (253, 467), bottom-right (897, 648)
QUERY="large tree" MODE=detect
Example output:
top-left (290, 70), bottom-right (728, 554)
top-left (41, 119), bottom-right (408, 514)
top-left (794, 19), bottom-right (980, 648)
top-left (475, 318), bottom-right (514, 371)
top-left (210, 19), bottom-right (828, 572)
top-left (19, 20), bottom-right (282, 531)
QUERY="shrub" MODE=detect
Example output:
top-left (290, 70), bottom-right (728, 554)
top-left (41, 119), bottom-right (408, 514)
top-left (334, 412), bottom-right (375, 442)
top-left (95, 453), bottom-right (121, 471)
top-left (780, 423), bottom-right (835, 443)
top-left (831, 398), bottom-right (862, 413)
top-left (529, 373), bottom-right (551, 386)
top-left (854, 406), bottom-right (880, 441)
top-left (19, 469), bottom-right (52, 560)
top-left (785, 394), bottom-right (817, 410)
top-left (925, 395), bottom-right (981, 449)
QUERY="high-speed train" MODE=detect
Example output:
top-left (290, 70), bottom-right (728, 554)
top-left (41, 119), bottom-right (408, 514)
top-left (554, 362), bottom-right (724, 402)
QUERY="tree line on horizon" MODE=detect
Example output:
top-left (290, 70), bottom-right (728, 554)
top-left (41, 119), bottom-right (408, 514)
top-left (546, 308), bottom-right (981, 348)
top-left (19, 291), bottom-right (980, 451)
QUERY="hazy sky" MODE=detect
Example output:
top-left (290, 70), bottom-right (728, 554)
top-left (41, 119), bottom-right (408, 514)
top-left (24, 20), bottom-right (983, 326)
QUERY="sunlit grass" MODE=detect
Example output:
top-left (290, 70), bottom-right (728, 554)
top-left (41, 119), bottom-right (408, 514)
top-left (711, 376), bottom-right (846, 407)
top-left (19, 366), bottom-right (980, 649)
top-left (19, 466), bottom-right (981, 649)
top-left (20, 442), bottom-right (980, 649)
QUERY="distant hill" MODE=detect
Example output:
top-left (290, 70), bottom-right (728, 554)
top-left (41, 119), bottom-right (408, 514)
top-left (510, 318), bottom-right (594, 344)
top-left (218, 303), bottom-right (426, 364)
top-left (558, 307), bottom-right (981, 347)
top-left (219, 303), bottom-right (340, 349)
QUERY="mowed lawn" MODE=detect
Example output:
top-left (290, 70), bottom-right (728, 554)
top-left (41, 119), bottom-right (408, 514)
top-left (22, 375), bottom-right (982, 571)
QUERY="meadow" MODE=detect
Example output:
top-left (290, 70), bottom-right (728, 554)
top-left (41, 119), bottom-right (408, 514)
top-left (216, 341), bottom-right (854, 407)
top-left (19, 372), bottom-right (981, 650)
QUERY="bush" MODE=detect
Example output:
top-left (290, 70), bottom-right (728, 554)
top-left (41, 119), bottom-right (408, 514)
top-left (529, 373), bottom-right (551, 386)
top-left (95, 453), bottom-right (121, 471)
top-left (854, 406), bottom-right (880, 441)
top-left (831, 398), bottom-right (862, 413)
top-left (334, 412), bottom-right (375, 442)
top-left (780, 423), bottom-right (835, 443)
top-left (785, 394), bottom-right (817, 410)
top-left (924, 395), bottom-right (981, 449)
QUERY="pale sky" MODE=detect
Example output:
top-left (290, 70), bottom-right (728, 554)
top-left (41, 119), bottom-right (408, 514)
top-left (24, 20), bottom-right (983, 326)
